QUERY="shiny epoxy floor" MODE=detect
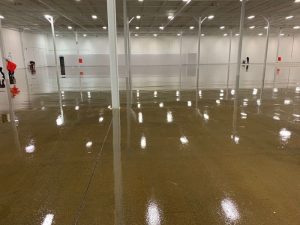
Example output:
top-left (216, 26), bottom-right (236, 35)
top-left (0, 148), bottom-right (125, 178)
top-left (0, 88), bottom-right (300, 225)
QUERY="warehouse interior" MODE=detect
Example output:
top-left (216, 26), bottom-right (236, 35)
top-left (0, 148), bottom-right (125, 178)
top-left (0, 0), bottom-right (299, 224)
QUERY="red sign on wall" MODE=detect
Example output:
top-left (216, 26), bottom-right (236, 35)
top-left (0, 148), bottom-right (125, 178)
top-left (79, 58), bottom-right (83, 64)
top-left (278, 56), bottom-right (282, 62)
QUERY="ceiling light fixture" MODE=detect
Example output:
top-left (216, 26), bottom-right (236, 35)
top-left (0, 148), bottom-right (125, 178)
top-left (286, 15), bottom-right (294, 20)
top-left (189, 26), bottom-right (195, 30)
top-left (91, 15), bottom-right (98, 20)
top-left (0, 15), bottom-right (4, 19)
top-left (223, 33), bottom-right (228, 36)
top-left (68, 26), bottom-right (73, 30)
top-left (208, 15), bottom-right (214, 20)
top-left (220, 26), bottom-right (225, 30)
top-left (159, 26), bottom-right (164, 30)
top-left (168, 15), bottom-right (174, 20)
top-left (293, 26), bottom-right (300, 29)
top-left (153, 33), bottom-right (158, 37)
top-left (83, 34), bottom-right (87, 37)
top-left (258, 33), bottom-right (263, 36)
top-left (248, 15), bottom-right (255, 19)
top-left (102, 26), bottom-right (107, 30)
top-left (249, 26), bottom-right (255, 29)
top-left (135, 26), bottom-right (140, 30)
top-left (136, 15), bottom-right (141, 19)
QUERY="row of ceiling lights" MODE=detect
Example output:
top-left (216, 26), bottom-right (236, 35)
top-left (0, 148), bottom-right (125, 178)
top-left (2, 0), bottom-right (298, 37)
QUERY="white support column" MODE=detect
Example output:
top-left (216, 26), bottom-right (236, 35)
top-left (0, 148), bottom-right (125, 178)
top-left (260, 17), bottom-right (270, 100)
top-left (195, 17), bottom-right (202, 109)
top-left (107, 0), bottom-right (120, 109)
top-left (45, 15), bottom-right (63, 117)
top-left (0, 19), bottom-right (16, 122)
top-left (226, 29), bottom-right (233, 100)
top-left (273, 28), bottom-right (281, 88)
top-left (179, 31), bottom-right (183, 91)
top-left (19, 30), bottom-right (31, 103)
top-left (233, 0), bottom-right (246, 134)
top-left (75, 31), bottom-right (83, 102)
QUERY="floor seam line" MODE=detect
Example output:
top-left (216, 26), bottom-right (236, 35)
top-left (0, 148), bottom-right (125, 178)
top-left (73, 119), bottom-right (113, 225)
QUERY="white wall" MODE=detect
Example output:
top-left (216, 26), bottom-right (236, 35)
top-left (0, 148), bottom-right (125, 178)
top-left (0, 28), bottom-right (48, 69)
top-left (46, 33), bottom-right (300, 67)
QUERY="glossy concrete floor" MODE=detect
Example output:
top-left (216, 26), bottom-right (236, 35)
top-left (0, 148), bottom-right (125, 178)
top-left (0, 84), bottom-right (299, 225)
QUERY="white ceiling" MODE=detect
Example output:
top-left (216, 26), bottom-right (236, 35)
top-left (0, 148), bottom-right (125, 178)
top-left (0, 0), bottom-right (300, 35)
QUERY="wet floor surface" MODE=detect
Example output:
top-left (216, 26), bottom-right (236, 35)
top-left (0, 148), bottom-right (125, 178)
top-left (0, 88), bottom-right (299, 225)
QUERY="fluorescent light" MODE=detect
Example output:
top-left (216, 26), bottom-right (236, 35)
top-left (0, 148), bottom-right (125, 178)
top-left (153, 33), bottom-right (158, 37)
top-left (295, 0), bottom-right (300, 2)
top-left (102, 26), bottom-right (107, 30)
top-left (0, 15), bottom-right (4, 19)
top-left (177, 33), bottom-right (181, 36)
top-left (138, 0), bottom-right (144, 2)
top-left (286, 15), bottom-right (294, 20)
top-left (258, 33), bottom-right (263, 36)
top-left (83, 34), bottom-right (87, 37)
top-left (44, 14), bottom-right (53, 23)
top-left (189, 26), bottom-right (195, 30)
top-left (135, 34), bottom-right (138, 37)
top-left (293, 26), bottom-right (300, 29)
top-left (248, 15), bottom-right (255, 19)
top-left (136, 15), bottom-right (141, 19)
top-left (280, 33), bottom-right (285, 36)
top-left (223, 33), bottom-right (228, 36)
top-left (249, 26), bottom-right (255, 29)
top-left (91, 15), bottom-right (98, 19)
top-left (135, 26), bottom-right (140, 30)
top-left (235, 33), bottom-right (240, 36)
top-left (159, 26), bottom-right (164, 30)
top-left (68, 26), bottom-right (73, 30)
top-left (220, 26), bottom-right (225, 30)
top-left (168, 15), bottom-right (174, 20)
top-left (208, 15), bottom-right (214, 20)
top-left (201, 33), bottom-right (205, 37)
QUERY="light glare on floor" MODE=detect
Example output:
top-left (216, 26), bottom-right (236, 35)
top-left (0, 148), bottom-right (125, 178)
top-left (86, 141), bottom-right (93, 148)
top-left (138, 112), bottom-right (143, 123)
top-left (141, 136), bottom-right (146, 149)
top-left (180, 136), bottom-right (189, 144)
top-left (146, 201), bottom-right (161, 225)
top-left (167, 111), bottom-right (173, 123)
top-left (25, 144), bottom-right (35, 154)
top-left (41, 214), bottom-right (54, 225)
top-left (221, 198), bottom-right (240, 222)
